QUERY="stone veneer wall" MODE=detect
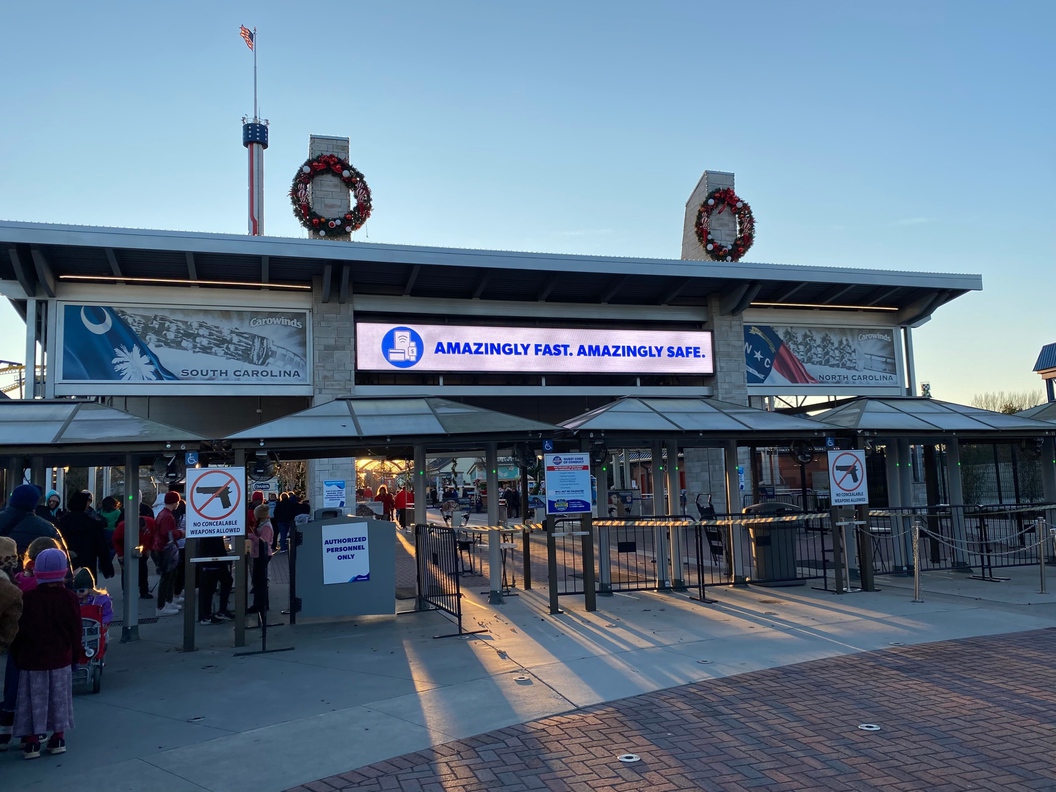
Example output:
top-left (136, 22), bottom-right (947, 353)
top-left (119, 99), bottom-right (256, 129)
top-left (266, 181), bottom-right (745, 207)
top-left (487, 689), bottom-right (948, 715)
top-left (307, 136), bottom-right (352, 242)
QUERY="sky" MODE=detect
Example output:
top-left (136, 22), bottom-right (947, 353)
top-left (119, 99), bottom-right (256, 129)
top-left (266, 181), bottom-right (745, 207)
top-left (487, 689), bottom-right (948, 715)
top-left (0, 0), bottom-right (1052, 405)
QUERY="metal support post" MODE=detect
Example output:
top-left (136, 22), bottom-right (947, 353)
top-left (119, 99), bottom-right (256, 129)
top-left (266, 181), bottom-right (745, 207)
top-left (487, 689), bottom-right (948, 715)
top-left (582, 514), bottom-right (596, 612)
top-left (233, 449), bottom-right (247, 648)
top-left (546, 515), bottom-right (560, 614)
top-left (182, 538), bottom-right (198, 653)
top-left (1040, 519), bottom-right (1048, 595)
top-left (120, 453), bottom-right (141, 644)
top-left (912, 520), bottom-right (923, 602)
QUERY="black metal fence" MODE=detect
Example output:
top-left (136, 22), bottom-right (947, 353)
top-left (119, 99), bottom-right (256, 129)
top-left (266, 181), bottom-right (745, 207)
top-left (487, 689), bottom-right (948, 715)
top-left (534, 514), bottom-right (834, 596)
top-left (866, 504), bottom-right (1056, 575)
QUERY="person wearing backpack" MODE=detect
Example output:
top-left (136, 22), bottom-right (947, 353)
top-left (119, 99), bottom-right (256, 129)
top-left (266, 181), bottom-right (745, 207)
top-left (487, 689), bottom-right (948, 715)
top-left (151, 492), bottom-right (184, 617)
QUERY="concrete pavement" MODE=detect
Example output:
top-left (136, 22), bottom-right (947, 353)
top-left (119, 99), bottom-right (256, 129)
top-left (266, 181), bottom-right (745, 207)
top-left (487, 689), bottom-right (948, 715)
top-left (3, 534), bottom-right (1055, 791)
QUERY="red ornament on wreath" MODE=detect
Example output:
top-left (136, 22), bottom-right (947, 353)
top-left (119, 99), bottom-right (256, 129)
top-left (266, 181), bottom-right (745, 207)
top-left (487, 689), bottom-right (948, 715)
top-left (290, 154), bottom-right (373, 236)
top-left (694, 187), bottom-right (755, 262)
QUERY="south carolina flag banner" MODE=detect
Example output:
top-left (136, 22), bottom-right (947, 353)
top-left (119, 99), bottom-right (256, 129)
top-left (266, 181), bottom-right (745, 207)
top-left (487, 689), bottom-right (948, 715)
top-left (62, 305), bottom-right (178, 382)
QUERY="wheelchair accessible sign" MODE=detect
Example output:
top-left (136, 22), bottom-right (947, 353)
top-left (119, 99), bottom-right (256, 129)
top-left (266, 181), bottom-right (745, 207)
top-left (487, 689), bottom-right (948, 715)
top-left (543, 453), bottom-right (592, 515)
top-left (827, 450), bottom-right (869, 506)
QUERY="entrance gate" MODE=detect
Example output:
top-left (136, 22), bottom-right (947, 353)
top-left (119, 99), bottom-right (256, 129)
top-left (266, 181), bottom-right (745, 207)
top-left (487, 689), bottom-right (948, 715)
top-left (414, 523), bottom-right (484, 637)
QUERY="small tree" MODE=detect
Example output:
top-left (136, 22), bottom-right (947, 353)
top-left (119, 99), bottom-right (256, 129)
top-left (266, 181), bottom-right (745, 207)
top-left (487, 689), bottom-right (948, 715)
top-left (970, 391), bottom-right (1043, 415)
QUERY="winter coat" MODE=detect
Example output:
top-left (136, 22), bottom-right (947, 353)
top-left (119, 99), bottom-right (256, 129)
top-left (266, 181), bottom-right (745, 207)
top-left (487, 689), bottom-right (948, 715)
top-left (59, 510), bottom-right (115, 581)
top-left (152, 507), bottom-right (183, 552)
top-left (10, 584), bottom-right (82, 671)
top-left (0, 506), bottom-right (65, 557)
top-left (0, 569), bottom-right (23, 654)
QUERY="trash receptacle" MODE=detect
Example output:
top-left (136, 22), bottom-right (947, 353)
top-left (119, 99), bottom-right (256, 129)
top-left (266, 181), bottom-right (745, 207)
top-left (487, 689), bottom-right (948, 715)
top-left (743, 502), bottom-right (803, 586)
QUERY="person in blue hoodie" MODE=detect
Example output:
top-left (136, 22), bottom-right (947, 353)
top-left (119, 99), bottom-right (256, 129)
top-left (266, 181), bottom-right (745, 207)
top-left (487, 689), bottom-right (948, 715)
top-left (35, 490), bottom-right (66, 528)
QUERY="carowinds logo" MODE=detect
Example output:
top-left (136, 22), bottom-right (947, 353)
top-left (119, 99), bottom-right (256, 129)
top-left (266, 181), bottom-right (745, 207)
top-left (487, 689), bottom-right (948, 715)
top-left (381, 326), bottom-right (424, 368)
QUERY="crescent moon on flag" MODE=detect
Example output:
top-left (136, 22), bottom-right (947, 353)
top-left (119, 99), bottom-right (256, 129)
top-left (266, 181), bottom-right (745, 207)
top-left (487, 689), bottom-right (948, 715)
top-left (81, 306), bottom-right (113, 335)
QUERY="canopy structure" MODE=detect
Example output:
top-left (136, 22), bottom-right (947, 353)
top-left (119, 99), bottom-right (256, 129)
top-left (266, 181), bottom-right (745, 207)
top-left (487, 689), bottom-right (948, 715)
top-left (225, 396), bottom-right (560, 457)
top-left (1019, 402), bottom-right (1056, 424)
top-left (812, 397), bottom-right (1056, 440)
top-left (0, 399), bottom-right (208, 462)
top-left (560, 396), bottom-right (838, 441)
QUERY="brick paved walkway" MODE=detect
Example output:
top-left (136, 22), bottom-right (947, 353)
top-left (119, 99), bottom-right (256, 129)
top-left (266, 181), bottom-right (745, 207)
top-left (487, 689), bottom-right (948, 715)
top-left (288, 628), bottom-right (1056, 791)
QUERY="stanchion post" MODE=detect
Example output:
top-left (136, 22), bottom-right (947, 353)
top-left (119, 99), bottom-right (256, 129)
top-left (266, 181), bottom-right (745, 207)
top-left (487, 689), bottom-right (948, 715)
top-left (912, 520), bottom-right (923, 602)
top-left (1041, 518), bottom-right (1049, 595)
top-left (522, 526), bottom-right (532, 590)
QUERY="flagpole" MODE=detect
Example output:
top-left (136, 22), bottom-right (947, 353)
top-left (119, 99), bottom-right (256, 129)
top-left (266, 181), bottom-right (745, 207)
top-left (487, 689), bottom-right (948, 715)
top-left (253, 27), bottom-right (258, 121)
top-left (242, 25), bottom-right (267, 235)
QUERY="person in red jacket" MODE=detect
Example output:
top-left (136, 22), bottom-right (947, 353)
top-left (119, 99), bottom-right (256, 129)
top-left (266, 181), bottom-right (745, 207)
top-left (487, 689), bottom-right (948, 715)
top-left (393, 484), bottom-right (414, 529)
top-left (113, 515), bottom-right (154, 601)
top-left (152, 492), bottom-right (184, 617)
top-left (9, 547), bottom-right (82, 759)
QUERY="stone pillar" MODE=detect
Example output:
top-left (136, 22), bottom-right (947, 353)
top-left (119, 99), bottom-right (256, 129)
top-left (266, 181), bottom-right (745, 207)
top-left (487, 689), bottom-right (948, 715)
top-left (307, 135), bottom-right (351, 242)
top-left (307, 271), bottom-right (357, 506)
top-left (681, 170), bottom-right (736, 261)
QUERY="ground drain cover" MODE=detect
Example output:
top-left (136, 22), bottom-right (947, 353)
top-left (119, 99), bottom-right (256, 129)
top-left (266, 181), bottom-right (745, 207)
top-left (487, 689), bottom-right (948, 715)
top-left (858, 724), bottom-right (881, 732)
top-left (617, 754), bottom-right (641, 763)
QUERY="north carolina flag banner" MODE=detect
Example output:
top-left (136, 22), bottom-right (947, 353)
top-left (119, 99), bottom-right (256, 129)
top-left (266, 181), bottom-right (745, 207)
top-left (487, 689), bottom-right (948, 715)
top-left (745, 324), bottom-right (817, 385)
top-left (239, 25), bottom-right (254, 50)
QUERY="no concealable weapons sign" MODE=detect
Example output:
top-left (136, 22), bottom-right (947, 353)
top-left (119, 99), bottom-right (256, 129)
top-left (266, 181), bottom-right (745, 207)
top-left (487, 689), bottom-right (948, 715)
top-left (827, 450), bottom-right (868, 506)
top-left (186, 467), bottom-right (246, 537)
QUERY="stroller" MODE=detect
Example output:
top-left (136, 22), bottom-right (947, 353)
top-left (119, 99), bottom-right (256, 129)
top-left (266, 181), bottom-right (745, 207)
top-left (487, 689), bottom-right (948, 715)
top-left (73, 603), bottom-right (107, 694)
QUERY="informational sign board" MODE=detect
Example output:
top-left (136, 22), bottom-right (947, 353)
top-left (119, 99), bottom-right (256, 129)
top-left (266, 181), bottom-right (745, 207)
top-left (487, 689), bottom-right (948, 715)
top-left (745, 324), bottom-right (902, 396)
top-left (827, 450), bottom-right (869, 506)
top-left (323, 480), bottom-right (347, 509)
top-left (56, 302), bottom-right (311, 395)
top-left (185, 467), bottom-right (246, 538)
top-left (322, 521), bottom-right (371, 584)
top-left (356, 323), bottom-right (714, 375)
top-left (543, 453), bottom-right (592, 515)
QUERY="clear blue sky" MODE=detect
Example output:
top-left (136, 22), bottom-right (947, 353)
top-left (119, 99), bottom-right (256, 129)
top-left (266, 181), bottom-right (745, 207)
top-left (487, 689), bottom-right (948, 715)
top-left (1, 1), bottom-right (1052, 404)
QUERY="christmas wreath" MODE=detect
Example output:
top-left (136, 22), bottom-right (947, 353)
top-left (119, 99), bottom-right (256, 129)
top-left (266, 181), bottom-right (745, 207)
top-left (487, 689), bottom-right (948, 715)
top-left (289, 154), bottom-right (372, 236)
top-left (694, 187), bottom-right (755, 262)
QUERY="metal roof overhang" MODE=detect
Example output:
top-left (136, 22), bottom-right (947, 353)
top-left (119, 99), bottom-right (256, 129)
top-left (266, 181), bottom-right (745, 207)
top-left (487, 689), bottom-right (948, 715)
top-left (811, 397), bottom-right (1056, 442)
top-left (1018, 402), bottom-right (1056, 424)
top-left (0, 221), bottom-right (981, 322)
top-left (224, 396), bottom-right (561, 458)
top-left (559, 396), bottom-right (840, 444)
top-left (0, 399), bottom-right (209, 463)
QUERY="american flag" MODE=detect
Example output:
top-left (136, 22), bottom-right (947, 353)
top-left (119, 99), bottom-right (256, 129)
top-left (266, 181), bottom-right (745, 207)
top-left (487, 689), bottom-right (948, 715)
top-left (239, 25), bottom-right (254, 50)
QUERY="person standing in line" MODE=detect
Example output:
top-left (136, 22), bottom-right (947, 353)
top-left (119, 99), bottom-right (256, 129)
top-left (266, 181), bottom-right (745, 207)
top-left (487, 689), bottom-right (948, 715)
top-left (113, 515), bottom-right (154, 601)
top-left (196, 535), bottom-right (234, 625)
top-left (393, 484), bottom-right (413, 529)
top-left (98, 497), bottom-right (121, 558)
top-left (272, 492), bottom-right (293, 554)
top-left (35, 491), bottom-right (65, 528)
top-left (373, 485), bottom-right (395, 522)
top-left (151, 492), bottom-right (183, 617)
top-left (9, 548), bottom-right (81, 759)
top-left (246, 505), bottom-right (273, 616)
top-left (170, 490), bottom-right (188, 606)
top-left (0, 485), bottom-right (64, 558)
top-left (58, 492), bottom-right (114, 585)
top-left (0, 536), bottom-right (24, 752)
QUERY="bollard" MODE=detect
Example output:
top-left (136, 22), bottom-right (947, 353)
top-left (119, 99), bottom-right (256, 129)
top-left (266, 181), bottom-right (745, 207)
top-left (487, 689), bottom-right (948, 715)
top-left (912, 520), bottom-right (923, 603)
